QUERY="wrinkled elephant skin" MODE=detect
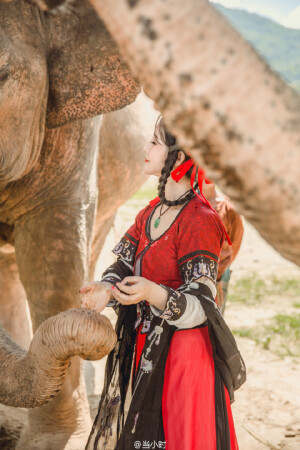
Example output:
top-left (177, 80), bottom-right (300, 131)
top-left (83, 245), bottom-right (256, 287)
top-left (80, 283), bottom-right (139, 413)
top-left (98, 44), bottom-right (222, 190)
top-left (0, 309), bottom-right (117, 408)
top-left (0, 1), bottom-right (151, 448)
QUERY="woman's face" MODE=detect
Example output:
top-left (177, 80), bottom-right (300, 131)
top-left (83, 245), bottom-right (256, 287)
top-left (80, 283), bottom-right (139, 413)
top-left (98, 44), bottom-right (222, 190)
top-left (143, 132), bottom-right (168, 176)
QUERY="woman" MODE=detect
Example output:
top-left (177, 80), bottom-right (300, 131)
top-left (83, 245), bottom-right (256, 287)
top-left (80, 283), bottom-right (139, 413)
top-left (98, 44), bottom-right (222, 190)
top-left (80, 116), bottom-right (245, 450)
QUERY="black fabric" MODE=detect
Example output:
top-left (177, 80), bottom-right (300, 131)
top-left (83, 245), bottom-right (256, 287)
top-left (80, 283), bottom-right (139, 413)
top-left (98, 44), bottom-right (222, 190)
top-left (175, 320), bottom-right (208, 331)
top-left (86, 281), bottom-right (245, 449)
top-left (179, 254), bottom-right (219, 284)
top-left (178, 249), bottom-right (219, 265)
top-left (214, 367), bottom-right (231, 450)
top-left (85, 304), bottom-right (137, 450)
top-left (112, 234), bottom-right (137, 266)
top-left (101, 259), bottom-right (134, 313)
top-left (175, 281), bottom-right (246, 401)
top-left (102, 259), bottom-right (133, 284)
top-left (117, 322), bottom-right (174, 449)
top-left (157, 285), bottom-right (188, 321)
top-left (194, 284), bottom-right (246, 401)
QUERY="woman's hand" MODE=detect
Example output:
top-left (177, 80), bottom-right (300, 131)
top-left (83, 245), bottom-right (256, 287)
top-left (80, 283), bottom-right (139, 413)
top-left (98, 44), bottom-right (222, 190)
top-left (114, 276), bottom-right (168, 310)
top-left (113, 276), bottom-right (153, 305)
top-left (79, 281), bottom-right (113, 314)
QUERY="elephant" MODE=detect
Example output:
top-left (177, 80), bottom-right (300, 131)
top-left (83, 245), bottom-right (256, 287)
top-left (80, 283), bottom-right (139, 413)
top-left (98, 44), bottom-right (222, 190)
top-left (86, 0), bottom-right (300, 267)
top-left (0, 308), bottom-right (116, 409)
top-left (0, 0), bottom-right (156, 448)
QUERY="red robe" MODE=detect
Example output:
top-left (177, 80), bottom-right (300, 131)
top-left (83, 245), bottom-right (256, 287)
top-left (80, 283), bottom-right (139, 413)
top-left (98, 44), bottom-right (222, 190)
top-left (113, 196), bottom-right (239, 450)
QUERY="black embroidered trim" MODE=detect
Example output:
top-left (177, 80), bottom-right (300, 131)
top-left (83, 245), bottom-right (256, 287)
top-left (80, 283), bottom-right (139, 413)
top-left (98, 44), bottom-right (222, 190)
top-left (179, 255), bottom-right (218, 284)
top-left (124, 232), bottom-right (138, 245)
top-left (112, 234), bottom-right (137, 265)
top-left (159, 285), bottom-right (187, 321)
top-left (178, 249), bottom-right (219, 266)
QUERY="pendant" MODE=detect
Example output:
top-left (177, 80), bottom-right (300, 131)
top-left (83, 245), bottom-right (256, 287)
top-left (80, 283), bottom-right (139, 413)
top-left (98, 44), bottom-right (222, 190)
top-left (154, 217), bottom-right (160, 228)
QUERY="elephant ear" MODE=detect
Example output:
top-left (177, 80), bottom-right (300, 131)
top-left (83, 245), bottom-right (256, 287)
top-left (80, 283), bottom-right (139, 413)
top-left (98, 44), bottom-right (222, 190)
top-left (45, 1), bottom-right (139, 128)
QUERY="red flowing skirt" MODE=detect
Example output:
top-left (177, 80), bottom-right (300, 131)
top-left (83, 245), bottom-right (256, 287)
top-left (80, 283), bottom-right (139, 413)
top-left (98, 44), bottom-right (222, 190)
top-left (135, 325), bottom-right (239, 450)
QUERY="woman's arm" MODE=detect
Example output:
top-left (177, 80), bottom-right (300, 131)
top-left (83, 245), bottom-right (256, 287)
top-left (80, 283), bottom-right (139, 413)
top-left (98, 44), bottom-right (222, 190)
top-left (112, 276), bottom-right (213, 330)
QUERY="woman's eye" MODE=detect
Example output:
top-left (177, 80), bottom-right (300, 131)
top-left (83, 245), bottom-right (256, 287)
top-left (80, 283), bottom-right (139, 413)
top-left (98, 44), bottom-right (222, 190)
top-left (151, 141), bottom-right (156, 145)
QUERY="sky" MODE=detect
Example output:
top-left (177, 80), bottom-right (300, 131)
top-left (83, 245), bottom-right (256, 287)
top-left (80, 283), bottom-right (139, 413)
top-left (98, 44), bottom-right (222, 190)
top-left (212, 0), bottom-right (300, 29)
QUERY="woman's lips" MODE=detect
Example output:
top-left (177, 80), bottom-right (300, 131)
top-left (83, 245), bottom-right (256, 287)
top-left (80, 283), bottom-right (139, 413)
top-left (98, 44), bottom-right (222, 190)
top-left (145, 159), bottom-right (149, 162)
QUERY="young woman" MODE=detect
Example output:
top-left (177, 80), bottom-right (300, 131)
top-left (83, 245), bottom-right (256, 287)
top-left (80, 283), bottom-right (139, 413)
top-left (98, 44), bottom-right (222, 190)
top-left (80, 116), bottom-right (245, 450)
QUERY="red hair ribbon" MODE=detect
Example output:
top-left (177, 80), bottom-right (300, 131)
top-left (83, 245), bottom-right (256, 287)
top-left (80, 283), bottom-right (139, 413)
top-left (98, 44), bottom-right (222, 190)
top-left (171, 160), bottom-right (232, 245)
top-left (171, 159), bottom-right (194, 182)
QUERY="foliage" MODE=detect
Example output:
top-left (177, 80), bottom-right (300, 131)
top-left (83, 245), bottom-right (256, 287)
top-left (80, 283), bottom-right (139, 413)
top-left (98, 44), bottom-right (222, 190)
top-left (130, 185), bottom-right (157, 201)
top-left (233, 313), bottom-right (300, 357)
top-left (214, 3), bottom-right (300, 87)
top-left (230, 274), bottom-right (300, 357)
top-left (229, 273), bottom-right (300, 305)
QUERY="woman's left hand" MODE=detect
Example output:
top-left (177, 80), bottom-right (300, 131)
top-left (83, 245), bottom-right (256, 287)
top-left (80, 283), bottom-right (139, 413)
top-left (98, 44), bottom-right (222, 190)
top-left (113, 276), bottom-right (153, 305)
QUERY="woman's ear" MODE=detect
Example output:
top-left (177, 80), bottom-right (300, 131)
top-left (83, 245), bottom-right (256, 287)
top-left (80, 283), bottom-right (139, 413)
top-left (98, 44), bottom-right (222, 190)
top-left (177, 151), bottom-right (186, 164)
top-left (172, 150), bottom-right (184, 169)
top-left (45, 1), bottom-right (139, 128)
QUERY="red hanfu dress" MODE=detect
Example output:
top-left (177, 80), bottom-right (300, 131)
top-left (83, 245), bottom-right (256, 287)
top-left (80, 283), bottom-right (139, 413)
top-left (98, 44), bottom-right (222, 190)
top-left (100, 195), bottom-right (239, 450)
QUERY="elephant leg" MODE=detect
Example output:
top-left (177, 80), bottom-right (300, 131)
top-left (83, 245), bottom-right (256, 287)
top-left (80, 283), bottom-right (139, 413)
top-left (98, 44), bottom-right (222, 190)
top-left (89, 213), bottom-right (115, 279)
top-left (13, 203), bottom-right (96, 449)
top-left (0, 248), bottom-right (32, 350)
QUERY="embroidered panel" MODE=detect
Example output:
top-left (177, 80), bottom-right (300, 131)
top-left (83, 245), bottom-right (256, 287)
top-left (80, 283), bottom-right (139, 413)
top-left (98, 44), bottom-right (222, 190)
top-left (179, 251), bottom-right (218, 284)
top-left (112, 232), bottom-right (138, 267)
top-left (159, 285), bottom-right (187, 321)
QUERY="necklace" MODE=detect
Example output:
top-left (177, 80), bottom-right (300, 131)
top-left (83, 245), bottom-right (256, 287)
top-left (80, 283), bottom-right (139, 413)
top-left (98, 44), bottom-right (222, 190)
top-left (154, 204), bottom-right (171, 229)
top-left (154, 189), bottom-right (192, 229)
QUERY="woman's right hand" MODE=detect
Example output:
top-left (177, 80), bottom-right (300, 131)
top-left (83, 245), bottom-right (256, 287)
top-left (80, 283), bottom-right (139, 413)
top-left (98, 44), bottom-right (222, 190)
top-left (79, 281), bottom-right (114, 314)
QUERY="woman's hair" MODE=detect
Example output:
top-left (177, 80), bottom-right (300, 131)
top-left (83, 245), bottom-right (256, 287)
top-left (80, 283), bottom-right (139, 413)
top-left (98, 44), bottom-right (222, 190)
top-left (154, 115), bottom-right (194, 206)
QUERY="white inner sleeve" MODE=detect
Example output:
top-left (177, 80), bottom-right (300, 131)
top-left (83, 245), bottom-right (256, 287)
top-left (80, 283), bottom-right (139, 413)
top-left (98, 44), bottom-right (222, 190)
top-left (150, 293), bottom-right (207, 328)
top-left (197, 276), bottom-right (217, 298)
top-left (150, 276), bottom-right (217, 329)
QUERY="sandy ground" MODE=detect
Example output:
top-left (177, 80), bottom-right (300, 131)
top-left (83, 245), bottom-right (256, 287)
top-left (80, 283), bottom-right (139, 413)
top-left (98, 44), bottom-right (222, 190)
top-left (1, 177), bottom-right (299, 449)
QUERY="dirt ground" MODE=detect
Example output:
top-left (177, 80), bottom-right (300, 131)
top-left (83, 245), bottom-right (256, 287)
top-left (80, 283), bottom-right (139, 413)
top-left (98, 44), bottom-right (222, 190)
top-left (1, 177), bottom-right (299, 449)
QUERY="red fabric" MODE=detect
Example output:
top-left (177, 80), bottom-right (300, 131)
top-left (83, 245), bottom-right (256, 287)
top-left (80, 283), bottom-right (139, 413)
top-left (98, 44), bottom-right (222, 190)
top-left (126, 205), bottom-right (150, 242)
top-left (134, 326), bottom-right (238, 449)
top-left (149, 196), bottom-right (161, 207)
top-left (162, 327), bottom-right (216, 450)
top-left (134, 323), bottom-right (147, 375)
top-left (129, 197), bottom-right (224, 289)
top-left (125, 197), bottom-right (238, 449)
top-left (225, 387), bottom-right (239, 450)
top-left (170, 159), bottom-right (232, 246)
top-left (171, 159), bottom-right (194, 181)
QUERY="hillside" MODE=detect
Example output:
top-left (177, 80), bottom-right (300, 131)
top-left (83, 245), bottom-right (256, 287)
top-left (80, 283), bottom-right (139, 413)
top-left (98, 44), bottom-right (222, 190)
top-left (213, 3), bottom-right (300, 88)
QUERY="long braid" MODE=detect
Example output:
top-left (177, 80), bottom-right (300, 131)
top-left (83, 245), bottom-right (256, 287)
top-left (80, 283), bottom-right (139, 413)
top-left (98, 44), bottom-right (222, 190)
top-left (155, 115), bottom-right (194, 206)
top-left (158, 150), bottom-right (194, 206)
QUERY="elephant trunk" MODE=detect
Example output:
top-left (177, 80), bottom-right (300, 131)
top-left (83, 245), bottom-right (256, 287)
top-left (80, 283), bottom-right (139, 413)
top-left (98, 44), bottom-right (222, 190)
top-left (0, 308), bottom-right (116, 408)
